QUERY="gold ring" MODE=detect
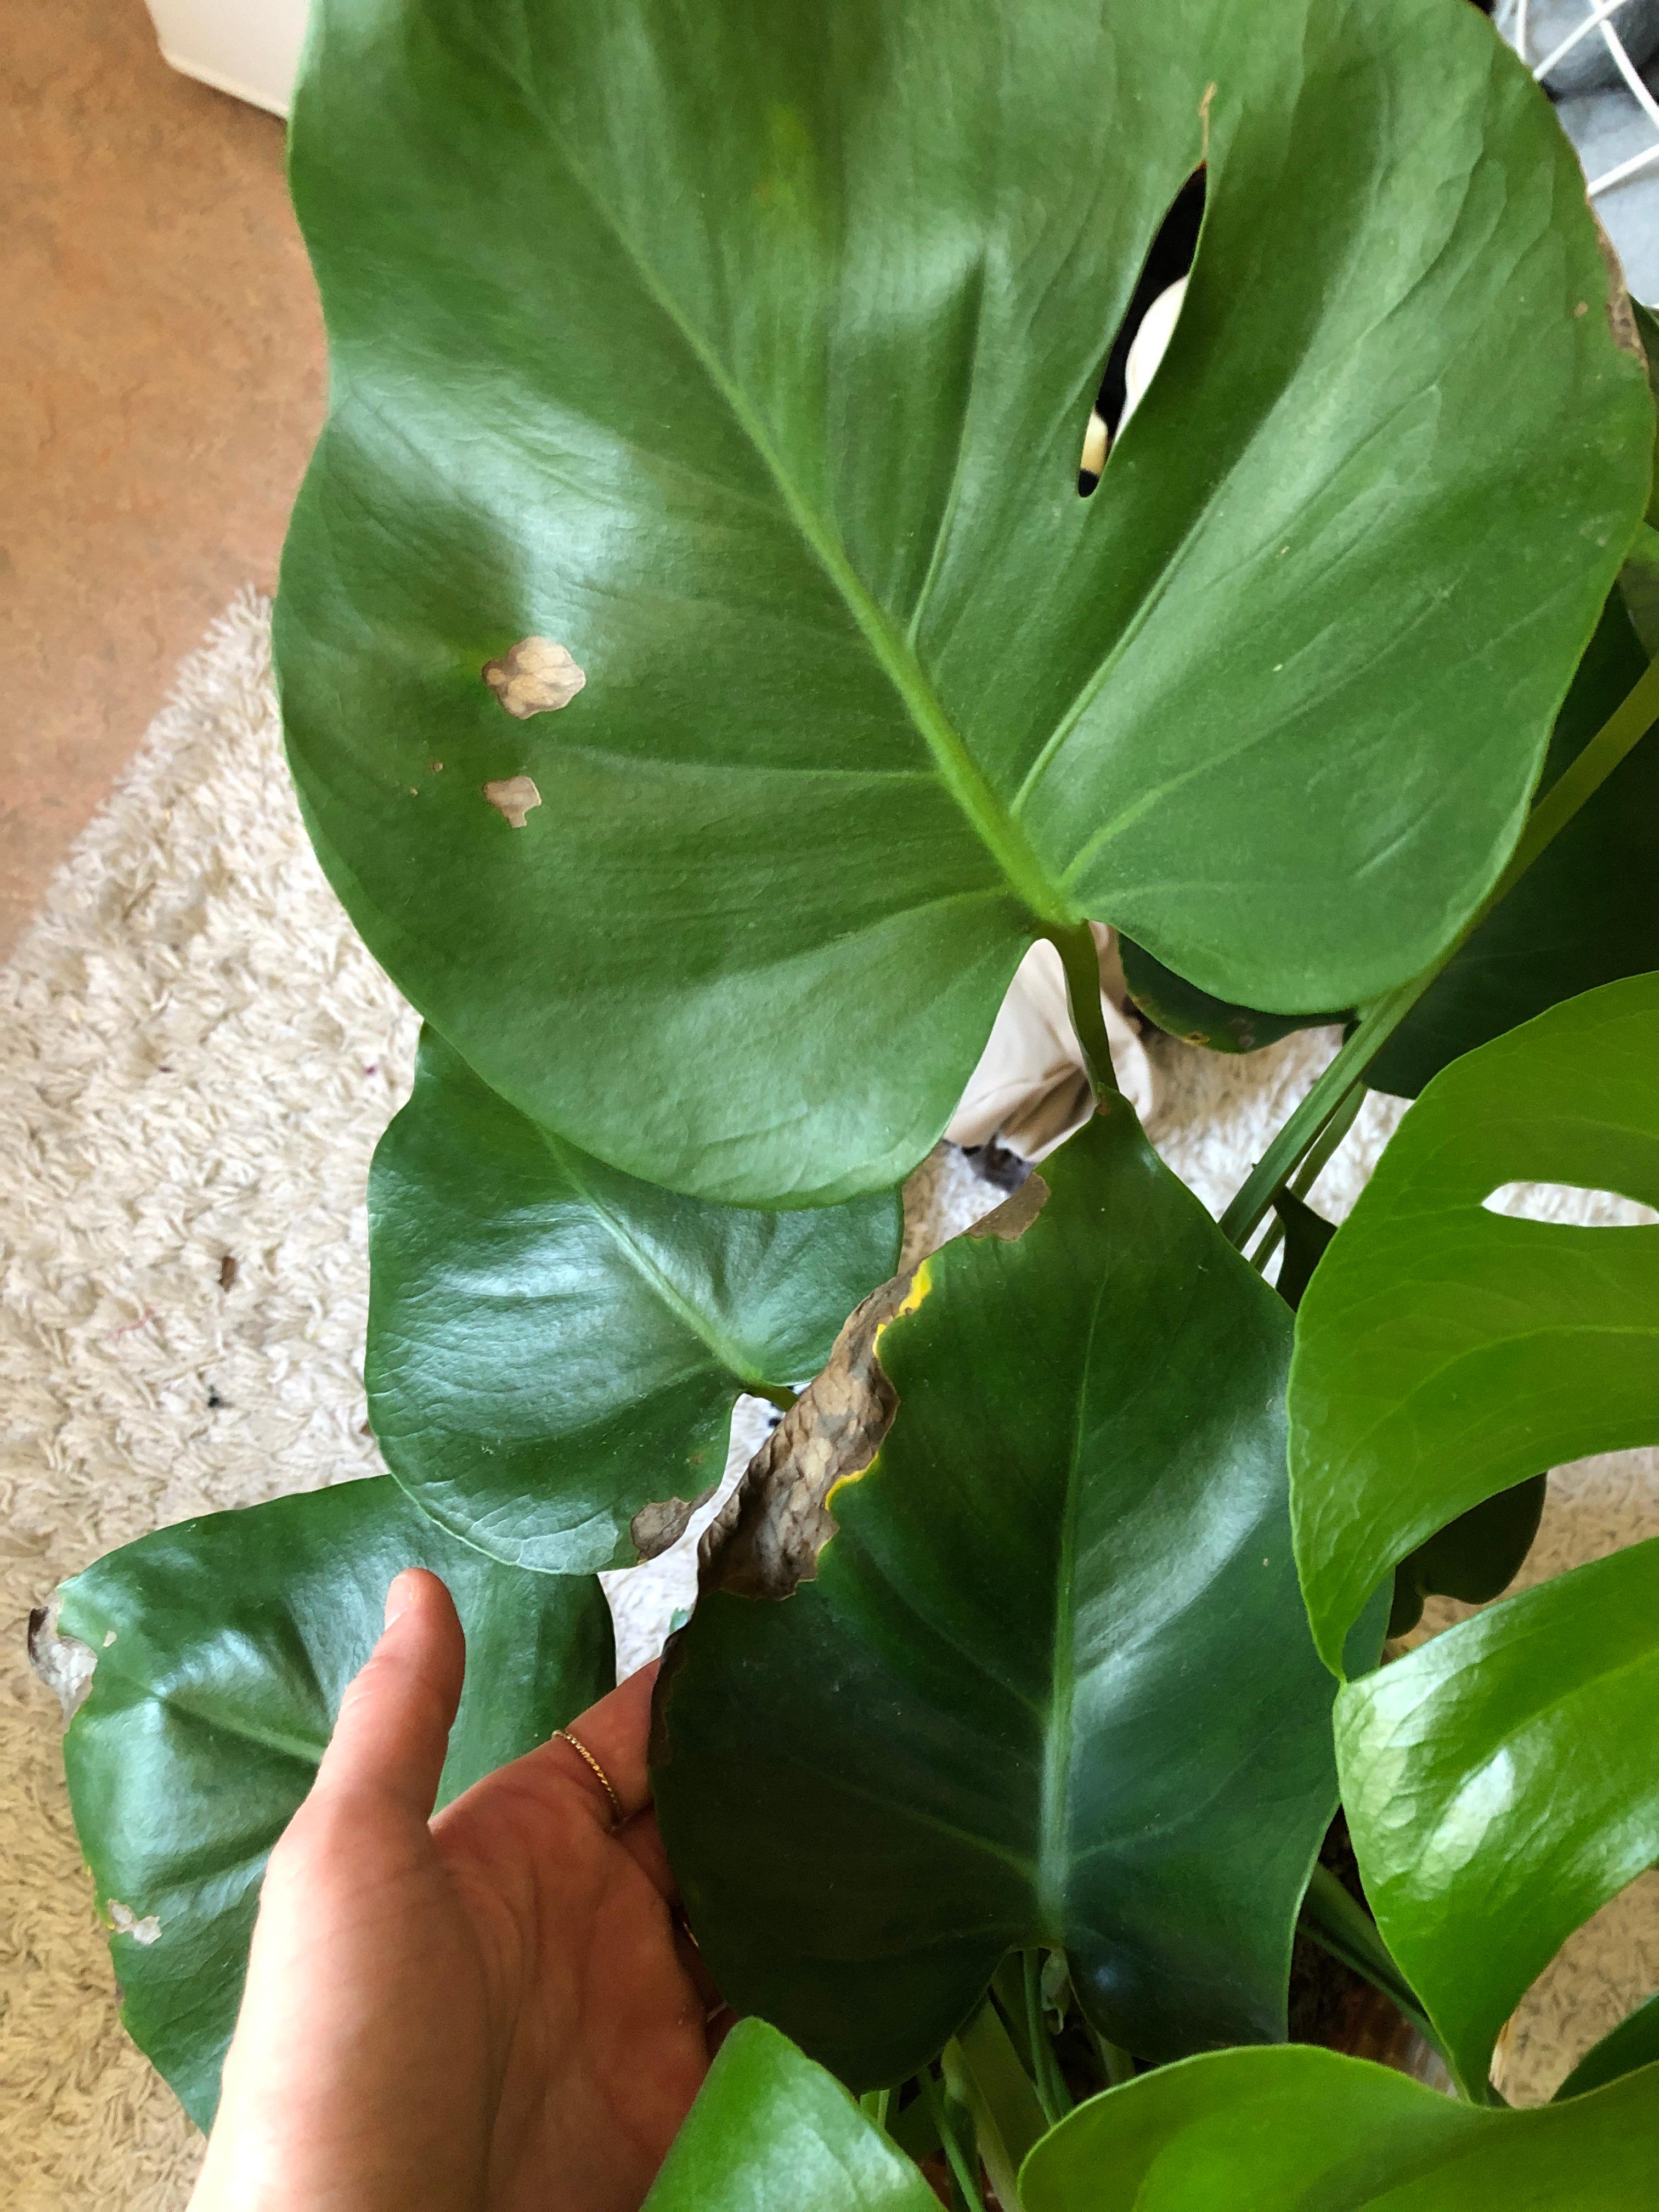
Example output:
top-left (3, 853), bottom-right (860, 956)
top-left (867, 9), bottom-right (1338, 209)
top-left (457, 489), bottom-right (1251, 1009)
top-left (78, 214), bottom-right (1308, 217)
top-left (552, 1728), bottom-right (623, 1826)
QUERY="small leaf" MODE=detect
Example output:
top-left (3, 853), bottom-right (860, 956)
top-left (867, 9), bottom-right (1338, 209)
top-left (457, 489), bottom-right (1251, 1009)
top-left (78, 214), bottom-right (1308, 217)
top-left (654, 1107), bottom-right (1345, 2087)
top-left (1338, 1539), bottom-right (1659, 2098)
top-left (1018, 2044), bottom-right (1659, 2209)
top-left (57, 1475), bottom-right (613, 2126)
top-left (1368, 592), bottom-right (1659, 1098)
top-left (367, 1029), bottom-right (901, 1573)
top-left (1289, 973), bottom-right (1659, 1674)
top-left (641, 2019), bottom-right (936, 2210)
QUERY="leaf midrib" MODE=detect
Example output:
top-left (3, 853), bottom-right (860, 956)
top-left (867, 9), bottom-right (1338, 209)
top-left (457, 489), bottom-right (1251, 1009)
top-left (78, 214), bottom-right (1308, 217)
top-left (528, 107), bottom-right (1075, 932)
top-left (540, 1129), bottom-right (772, 1390)
top-left (1036, 1275), bottom-right (1109, 1939)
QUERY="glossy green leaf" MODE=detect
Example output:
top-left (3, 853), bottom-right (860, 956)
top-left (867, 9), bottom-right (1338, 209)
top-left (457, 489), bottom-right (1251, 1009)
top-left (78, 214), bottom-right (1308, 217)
top-left (367, 1029), bottom-right (900, 1573)
top-left (653, 1106), bottom-right (1344, 2089)
top-left (641, 2019), bottom-right (936, 2212)
top-left (57, 1476), bottom-right (614, 2127)
top-left (275, 0), bottom-right (1647, 1206)
top-left (1116, 937), bottom-right (1339, 1057)
top-left (1019, 2045), bottom-right (1659, 2209)
top-left (1368, 592), bottom-right (1659, 1099)
top-left (1288, 972), bottom-right (1659, 1673)
top-left (1385, 1472), bottom-right (1545, 1639)
top-left (1337, 1539), bottom-right (1659, 2098)
top-left (1556, 1988), bottom-right (1659, 2102)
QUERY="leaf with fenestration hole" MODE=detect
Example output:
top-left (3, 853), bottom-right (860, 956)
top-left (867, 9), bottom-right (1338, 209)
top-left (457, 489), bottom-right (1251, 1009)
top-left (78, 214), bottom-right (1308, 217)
top-left (641, 2019), bottom-right (936, 2211)
top-left (52, 1476), bottom-right (613, 2126)
top-left (1019, 2045), bottom-right (1659, 2210)
top-left (1336, 1540), bottom-right (1659, 2098)
top-left (652, 1105), bottom-right (1346, 2088)
top-left (276, 0), bottom-right (1648, 1205)
top-left (367, 1029), bottom-right (901, 1574)
top-left (1289, 972), bottom-right (1659, 1674)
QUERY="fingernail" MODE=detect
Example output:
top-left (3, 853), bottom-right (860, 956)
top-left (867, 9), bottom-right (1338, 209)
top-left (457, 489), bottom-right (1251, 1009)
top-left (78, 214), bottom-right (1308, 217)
top-left (383, 1570), bottom-right (418, 1630)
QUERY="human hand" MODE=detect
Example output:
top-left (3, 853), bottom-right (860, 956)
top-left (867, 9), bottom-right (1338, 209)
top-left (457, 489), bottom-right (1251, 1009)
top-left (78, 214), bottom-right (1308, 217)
top-left (189, 1570), bottom-right (713, 2212)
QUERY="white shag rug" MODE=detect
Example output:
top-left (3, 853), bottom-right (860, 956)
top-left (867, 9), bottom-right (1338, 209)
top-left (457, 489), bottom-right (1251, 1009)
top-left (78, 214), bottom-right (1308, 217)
top-left (3, 596), bottom-right (1656, 2205)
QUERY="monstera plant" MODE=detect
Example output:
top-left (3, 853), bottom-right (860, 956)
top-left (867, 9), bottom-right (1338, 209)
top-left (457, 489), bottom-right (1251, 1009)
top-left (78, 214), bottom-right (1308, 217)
top-left (36, 0), bottom-right (1659, 2201)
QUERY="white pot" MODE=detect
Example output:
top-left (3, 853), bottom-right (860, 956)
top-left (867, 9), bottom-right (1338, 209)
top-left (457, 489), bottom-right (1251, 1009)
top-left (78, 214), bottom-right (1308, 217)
top-left (143, 0), bottom-right (308, 119)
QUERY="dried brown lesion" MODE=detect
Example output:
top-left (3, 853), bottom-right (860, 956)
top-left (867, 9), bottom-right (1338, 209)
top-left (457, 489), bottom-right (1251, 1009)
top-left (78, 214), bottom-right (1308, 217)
top-left (692, 1172), bottom-right (1050, 1605)
top-left (482, 775), bottom-right (543, 829)
top-left (1595, 212), bottom-right (1644, 365)
top-left (481, 637), bottom-right (586, 719)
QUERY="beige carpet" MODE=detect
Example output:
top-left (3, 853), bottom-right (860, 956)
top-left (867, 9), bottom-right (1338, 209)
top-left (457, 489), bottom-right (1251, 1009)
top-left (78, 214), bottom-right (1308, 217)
top-left (2, 599), bottom-right (1655, 2204)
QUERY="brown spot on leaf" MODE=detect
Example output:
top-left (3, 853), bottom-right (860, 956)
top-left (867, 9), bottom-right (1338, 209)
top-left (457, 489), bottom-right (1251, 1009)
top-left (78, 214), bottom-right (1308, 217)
top-left (692, 1271), bottom-right (913, 1602)
top-left (28, 1596), bottom-right (97, 1722)
top-left (690, 1180), bottom-right (1049, 1606)
top-left (967, 1171), bottom-right (1049, 1243)
top-left (481, 637), bottom-right (586, 719)
top-left (1594, 215), bottom-right (1644, 364)
top-left (108, 1899), bottom-right (162, 1945)
top-left (483, 775), bottom-right (543, 830)
top-left (631, 1486), bottom-right (720, 1561)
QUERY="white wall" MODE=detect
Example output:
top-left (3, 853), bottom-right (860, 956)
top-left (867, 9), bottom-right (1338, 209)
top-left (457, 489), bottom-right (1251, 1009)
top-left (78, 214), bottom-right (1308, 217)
top-left (144, 0), bottom-right (308, 119)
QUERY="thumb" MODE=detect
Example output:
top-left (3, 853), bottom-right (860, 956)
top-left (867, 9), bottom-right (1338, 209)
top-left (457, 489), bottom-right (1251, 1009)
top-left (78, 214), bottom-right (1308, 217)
top-left (311, 1568), bottom-right (466, 1820)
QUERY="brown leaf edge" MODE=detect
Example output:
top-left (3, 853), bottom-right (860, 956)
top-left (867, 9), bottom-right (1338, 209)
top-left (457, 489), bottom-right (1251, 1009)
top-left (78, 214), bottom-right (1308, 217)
top-left (651, 1166), bottom-right (1049, 1667)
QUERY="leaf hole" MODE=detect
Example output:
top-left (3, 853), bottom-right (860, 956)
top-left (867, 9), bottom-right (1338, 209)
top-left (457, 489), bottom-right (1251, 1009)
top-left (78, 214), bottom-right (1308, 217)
top-left (1078, 169), bottom-right (1206, 496)
top-left (1481, 1182), bottom-right (1659, 1227)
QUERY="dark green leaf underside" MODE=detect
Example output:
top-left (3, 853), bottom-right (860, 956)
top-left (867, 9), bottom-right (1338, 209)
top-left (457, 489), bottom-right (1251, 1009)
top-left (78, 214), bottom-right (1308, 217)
top-left (59, 1477), bottom-right (613, 2126)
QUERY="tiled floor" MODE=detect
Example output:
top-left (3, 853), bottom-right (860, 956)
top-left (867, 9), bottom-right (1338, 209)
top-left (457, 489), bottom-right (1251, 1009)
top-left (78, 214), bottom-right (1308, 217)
top-left (2, 0), bottom-right (324, 959)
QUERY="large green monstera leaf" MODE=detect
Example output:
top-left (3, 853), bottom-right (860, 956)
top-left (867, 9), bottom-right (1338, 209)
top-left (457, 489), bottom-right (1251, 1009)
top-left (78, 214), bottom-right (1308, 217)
top-left (652, 1106), bottom-right (1347, 2089)
top-left (1289, 973), bottom-right (1659, 1672)
top-left (642, 2021), bottom-right (936, 2211)
top-left (276, 0), bottom-right (1647, 1206)
top-left (1019, 2047), bottom-right (1659, 2209)
top-left (53, 1477), bottom-right (613, 2127)
top-left (368, 1029), bottom-right (900, 1573)
top-left (1288, 974), bottom-right (1659, 2096)
top-left (1338, 1539), bottom-right (1659, 2098)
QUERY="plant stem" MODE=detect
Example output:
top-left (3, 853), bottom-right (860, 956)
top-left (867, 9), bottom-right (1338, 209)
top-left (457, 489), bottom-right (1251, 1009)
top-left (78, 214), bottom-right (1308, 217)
top-left (859, 2087), bottom-right (891, 2130)
top-left (1051, 923), bottom-right (1121, 1102)
top-left (950, 2006), bottom-right (1047, 2208)
top-left (1299, 1867), bottom-right (1459, 2080)
top-left (1245, 1074), bottom-right (1368, 1277)
top-left (921, 2071), bottom-right (989, 2212)
top-left (1217, 1000), bottom-right (1408, 1252)
top-left (1219, 655), bottom-right (1659, 1250)
top-left (1021, 1953), bottom-right (1070, 2124)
